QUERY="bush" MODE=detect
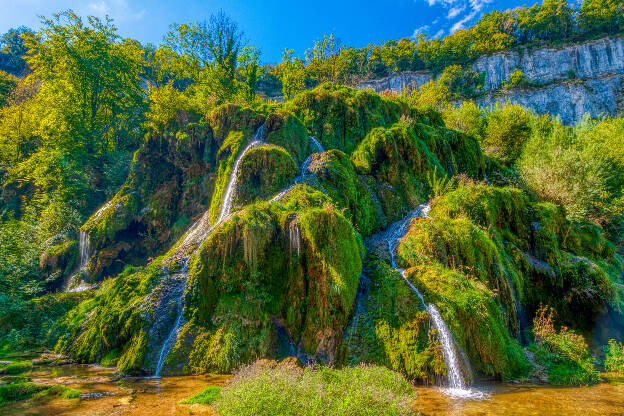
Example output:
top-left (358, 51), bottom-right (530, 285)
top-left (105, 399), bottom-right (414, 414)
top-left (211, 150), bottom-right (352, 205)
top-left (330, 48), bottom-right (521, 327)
top-left (0, 382), bottom-right (44, 406)
top-left (0, 361), bottom-right (32, 375)
top-left (604, 339), bottom-right (624, 373)
top-left (531, 306), bottom-right (600, 385)
top-left (213, 362), bottom-right (416, 416)
top-left (179, 386), bottom-right (221, 405)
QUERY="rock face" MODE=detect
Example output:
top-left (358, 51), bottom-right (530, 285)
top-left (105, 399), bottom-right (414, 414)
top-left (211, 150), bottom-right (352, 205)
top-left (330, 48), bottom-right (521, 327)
top-left (357, 36), bottom-right (624, 125)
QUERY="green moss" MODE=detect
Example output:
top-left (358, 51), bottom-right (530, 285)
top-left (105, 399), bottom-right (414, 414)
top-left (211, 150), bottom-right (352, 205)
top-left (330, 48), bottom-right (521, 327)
top-left (352, 123), bottom-right (443, 209)
top-left (179, 386), bottom-right (221, 405)
top-left (430, 182), bottom-right (531, 248)
top-left (234, 144), bottom-right (298, 206)
top-left (403, 264), bottom-right (529, 379)
top-left (286, 84), bottom-right (408, 154)
top-left (0, 383), bottom-right (46, 406)
top-left (0, 361), bottom-right (32, 375)
top-left (264, 111), bottom-right (309, 164)
top-left (55, 263), bottom-right (162, 373)
top-left (343, 259), bottom-right (445, 382)
top-left (310, 150), bottom-right (385, 236)
top-left (32, 385), bottom-right (81, 400)
top-left (398, 215), bottom-right (521, 335)
top-left (100, 348), bottom-right (121, 367)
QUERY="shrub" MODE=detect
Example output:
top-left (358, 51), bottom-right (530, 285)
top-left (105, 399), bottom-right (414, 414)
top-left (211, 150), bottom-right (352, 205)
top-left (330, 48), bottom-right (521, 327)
top-left (179, 386), bottom-right (221, 405)
top-left (482, 103), bottom-right (532, 164)
top-left (0, 382), bottom-right (44, 406)
top-left (531, 306), bottom-right (600, 385)
top-left (0, 361), bottom-right (32, 375)
top-left (213, 362), bottom-right (417, 416)
top-left (604, 339), bottom-right (624, 373)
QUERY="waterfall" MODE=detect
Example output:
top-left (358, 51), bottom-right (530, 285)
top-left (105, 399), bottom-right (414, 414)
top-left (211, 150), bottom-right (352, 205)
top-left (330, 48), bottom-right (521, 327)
top-left (217, 126), bottom-right (265, 224)
top-left (385, 204), bottom-right (485, 399)
top-left (428, 304), bottom-right (467, 391)
top-left (309, 136), bottom-right (324, 153)
top-left (79, 232), bottom-right (90, 269)
top-left (271, 136), bottom-right (325, 202)
top-left (64, 232), bottom-right (94, 292)
top-left (154, 125), bottom-right (265, 377)
top-left (154, 261), bottom-right (188, 378)
top-left (288, 220), bottom-right (301, 257)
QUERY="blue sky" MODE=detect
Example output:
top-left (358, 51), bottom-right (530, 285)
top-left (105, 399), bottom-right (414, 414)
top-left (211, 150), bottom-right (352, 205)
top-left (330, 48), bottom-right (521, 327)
top-left (1, 0), bottom-right (529, 63)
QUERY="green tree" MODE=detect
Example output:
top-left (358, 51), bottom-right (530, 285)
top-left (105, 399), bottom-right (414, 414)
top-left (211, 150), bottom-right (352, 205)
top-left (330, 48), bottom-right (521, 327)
top-left (164, 11), bottom-right (243, 103)
top-left (237, 46), bottom-right (260, 103)
top-left (0, 26), bottom-right (34, 75)
top-left (24, 11), bottom-right (145, 154)
top-left (577, 0), bottom-right (624, 36)
top-left (305, 34), bottom-right (348, 84)
top-left (275, 49), bottom-right (306, 100)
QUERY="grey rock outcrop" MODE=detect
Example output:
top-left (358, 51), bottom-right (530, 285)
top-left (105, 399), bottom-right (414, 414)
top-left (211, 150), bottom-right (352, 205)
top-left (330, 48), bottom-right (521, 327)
top-left (357, 37), bottom-right (624, 125)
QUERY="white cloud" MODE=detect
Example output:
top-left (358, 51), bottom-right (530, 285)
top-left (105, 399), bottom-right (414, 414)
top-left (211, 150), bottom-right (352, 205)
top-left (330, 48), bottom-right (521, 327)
top-left (447, 5), bottom-right (465, 19)
top-left (86, 0), bottom-right (146, 22)
top-left (413, 25), bottom-right (430, 37)
top-left (418, 0), bottom-right (493, 35)
top-left (434, 29), bottom-right (445, 38)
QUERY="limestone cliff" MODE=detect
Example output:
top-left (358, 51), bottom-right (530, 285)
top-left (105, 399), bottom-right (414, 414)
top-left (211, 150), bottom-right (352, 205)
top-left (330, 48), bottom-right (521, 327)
top-left (357, 37), bottom-right (624, 125)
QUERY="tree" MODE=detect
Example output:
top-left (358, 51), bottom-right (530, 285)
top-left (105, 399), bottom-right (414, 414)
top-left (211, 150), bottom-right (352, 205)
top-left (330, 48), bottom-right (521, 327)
top-left (305, 34), bottom-right (348, 84)
top-left (164, 11), bottom-right (243, 103)
top-left (518, 0), bottom-right (574, 42)
top-left (577, 0), bottom-right (624, 36)
top-left (275, 49), bottom-right (306, 100)
top-left (237, 46), bottom-right (260, 103)
top-left (0, 26), bottom-right (34, 75)
top-left (23, 11), bottom-right (145, 154)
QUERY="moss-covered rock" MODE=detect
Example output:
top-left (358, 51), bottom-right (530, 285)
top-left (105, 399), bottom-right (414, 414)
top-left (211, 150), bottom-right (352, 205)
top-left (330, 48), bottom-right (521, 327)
top-left (309, 150), bottom-right (385, 236)
top-left (286, 84), bottom-right (408, 154)
top-left (342, 259), bottom-right (446, 383)
top-left (234, 144), bottom-right (298, 206)
top-left (403, 264), bottom-right (529, 379)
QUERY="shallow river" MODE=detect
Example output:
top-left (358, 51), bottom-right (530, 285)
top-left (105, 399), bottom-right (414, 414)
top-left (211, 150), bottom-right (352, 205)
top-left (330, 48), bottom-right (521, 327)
top-left (3, 363), bottom-right (623, 415)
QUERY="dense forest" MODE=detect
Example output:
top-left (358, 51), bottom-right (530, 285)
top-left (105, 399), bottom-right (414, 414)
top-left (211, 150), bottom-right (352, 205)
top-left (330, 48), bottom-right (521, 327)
top-left (0, 0), bottom-right (623, 413)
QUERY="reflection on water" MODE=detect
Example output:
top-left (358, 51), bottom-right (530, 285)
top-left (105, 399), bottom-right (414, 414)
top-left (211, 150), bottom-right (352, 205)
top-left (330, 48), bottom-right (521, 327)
top-left (413, 381), bottom-right (624, 416)
top-left (3, 362), bottom-right (624, 416)
top-left (3, 363), bottom-right (227, 416)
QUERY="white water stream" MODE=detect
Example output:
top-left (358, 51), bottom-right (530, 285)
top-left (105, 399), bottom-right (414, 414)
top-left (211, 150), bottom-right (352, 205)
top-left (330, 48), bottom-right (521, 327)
top-left (386, 204), bottom-right (485, 399)
top-left (271, 136), bottom-right (324, 202)
top-left (154, 125), bottom-right (266, 377)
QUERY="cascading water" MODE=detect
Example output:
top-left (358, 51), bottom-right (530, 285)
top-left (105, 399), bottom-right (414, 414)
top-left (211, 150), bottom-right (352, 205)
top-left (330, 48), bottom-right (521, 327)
top-left (271, 136), bottom-right (325, 202)
top-left (64, 232), bottom-right (95, 292)
top-left (218, 125), bottom-right (265, 223)
top-left (78, 231), bottom-right (90, 270)
top-left (288, 219), bottom-right (301, 256)
top-left (153, 125), bottom-right (266, 377)
top-left (154, 261), bottom-right (188, 378)
top-left (385, 203), bottom-right (485, 399)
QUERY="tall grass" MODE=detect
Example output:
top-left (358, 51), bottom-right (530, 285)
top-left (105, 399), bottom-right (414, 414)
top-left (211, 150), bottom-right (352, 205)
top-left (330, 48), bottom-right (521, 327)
top-left (213, 362), bottom-right (417, 416)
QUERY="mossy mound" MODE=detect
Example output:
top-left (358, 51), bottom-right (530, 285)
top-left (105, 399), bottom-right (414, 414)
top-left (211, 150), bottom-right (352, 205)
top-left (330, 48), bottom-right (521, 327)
top-left (233, 144), bottom-right (298, 206)
top-left (309, 150), bottom-right (385, 236)
top-left (430, 182), bottom-right (623, 331)
top-left (351, 122), bottom-right (485, 221)
top-left (398, 216), bottom-right (521, 337)
top-left (342, 259), bottom-right (446, 383)
top-left (403, 264), bottom-right (529, 379)
top-left (263, 111), bottom-right (310, 164)
top-left (172, 202), bottom-right (363, 375)
top-left (286, 84), bottom-right (408, 154)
